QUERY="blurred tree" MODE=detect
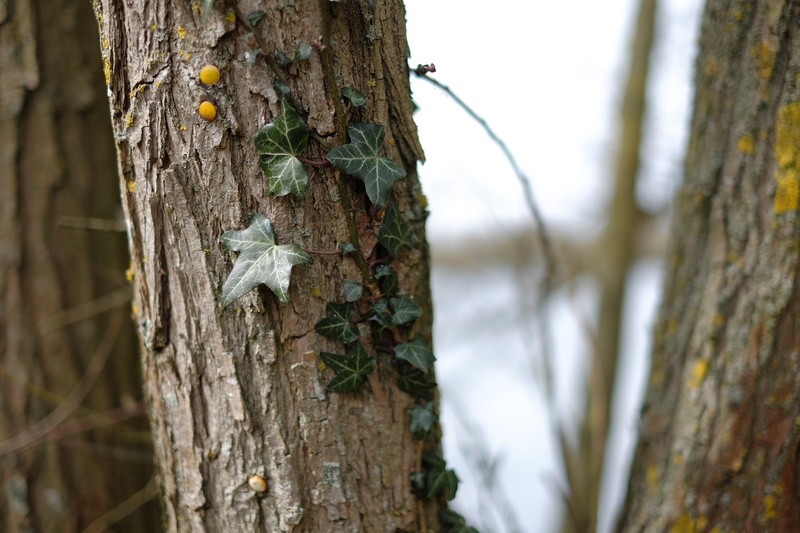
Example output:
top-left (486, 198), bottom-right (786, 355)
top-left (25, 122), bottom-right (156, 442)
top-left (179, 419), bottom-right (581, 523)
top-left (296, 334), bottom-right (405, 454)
top-left (0, 0), bottom-right (157, 531)
top-left (93, 0), bottom-right (441, 530)
top-left (622, 1), bottom-right (800, 530)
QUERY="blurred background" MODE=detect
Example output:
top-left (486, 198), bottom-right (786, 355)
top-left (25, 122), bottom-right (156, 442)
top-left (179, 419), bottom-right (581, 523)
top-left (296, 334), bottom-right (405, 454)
top-left (404, 0), bottom-right (703, 531)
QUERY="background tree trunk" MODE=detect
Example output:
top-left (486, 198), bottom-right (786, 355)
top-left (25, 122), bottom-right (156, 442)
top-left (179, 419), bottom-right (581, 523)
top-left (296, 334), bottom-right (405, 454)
top-left (0, 0), bottom-right (157, 531)
top-left (621, 1), bottom-right (800, 530)
top-left (94, 0), bottom-right (441, 530)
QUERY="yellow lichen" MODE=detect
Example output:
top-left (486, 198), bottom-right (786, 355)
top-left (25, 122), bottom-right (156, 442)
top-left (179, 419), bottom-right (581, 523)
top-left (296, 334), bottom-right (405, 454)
top-left (646, 465), bottom-right (660, 491)
top-left (225, 9), bottom-right (236, 22)
top-left (753, 40), bottom-right (776, 79)
top-left (688, 360), bottom-right (709, 388)
top-left (127, 181), bottom-right (136, 193)
top-left (131, 304), bottom-right (140, 316)
top-left (103, 59), bottom-right (112, 86)
top-left (150, 23), bottom-right (158, 30)
top-left (125, 264), bottom-right (135, 283)
top-left (763, 494), bottom-right (778, 521)
top-left (124, 111), bottom-right (134, 128)
top-left (773, 102), bottom-right (800, 214)
top-left (179, 125), bottom-right (188, 131)
top-left (737, 134), bottom-right (755, 155)
top-left (310, 287), bottom-right (322, 298)
top-left (703, 57), bottom-right (719, 77)
top-left (192, 2), bottom-right (200, 13)
top-left (102, 37), bottom-right (110, 50)
top-left (670, 514), bottom-right (712, 533)
top-left (177, 26), bottom-right (187, 39)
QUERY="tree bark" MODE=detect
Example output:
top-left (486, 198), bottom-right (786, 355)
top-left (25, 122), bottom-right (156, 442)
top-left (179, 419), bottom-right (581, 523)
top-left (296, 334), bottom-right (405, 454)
top-left (621, 1), bottom-right (800, 531)
top-left (94, 0), bottom-right (441, 530)
top-left (0, 0), bottom-right (157, 531)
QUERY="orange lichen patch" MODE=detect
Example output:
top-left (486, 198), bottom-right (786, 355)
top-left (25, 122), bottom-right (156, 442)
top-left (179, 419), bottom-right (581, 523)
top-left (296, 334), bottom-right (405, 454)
top-left (753, 40), bottom-right (776, 79)
top-left (198, 101), bottom-right (217, 121)
top-left (737, 134), bottom-right (755, 155)
top-left (199, 64), bottom-right (221, 85)
top-left (127, 181), bottom-right (136, 193)
top-left (687, 360), bottom-right (709, 388)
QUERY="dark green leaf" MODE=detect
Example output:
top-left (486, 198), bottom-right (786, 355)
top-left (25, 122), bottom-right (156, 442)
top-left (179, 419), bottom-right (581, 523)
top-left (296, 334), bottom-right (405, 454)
top-left (408, 402), bottom-right (436, 439)
top-left (427, 467), bottom-right (459, 501)
top-left (378, 204), bottom-right (413, 256)
top-left (255, 101), bottom-right (310, 197)
top-left (273, 80), bottom-right (291, 96)
top-left (342, 86), bottom-right (367, 107)
top-left (338, 242), bottom-right (357, 254)
top-left (219, 214), bottom-right (311, 306)
top-left (275, 50), bottom-right (292, 66)
top-left (396, 361), bottom-right (436, 398)
top-left (342, 279), bottom-right (363, 302)
top-left (409, 471), bottom-right (427, 497)
top-left (247, 10), bottom-right (266, 26)
top-left (367, 298), bottom-right (392, 331)
top-left (440, 510), bottom-right (479, 533)
top-left (320, 342), bottom-right (374, 392)
top-left (394, 338), bottom-right (435, 374)
top-left (315, 302), bottom-right (359, 344)
top-left (294, 42), bottom-right (312, 61)
top-left (374, 264), bottom-right (398, 296)
top-left (390, 294), bottom-right (422, 326)
top-left (326, 123), bottom-right (406, 206)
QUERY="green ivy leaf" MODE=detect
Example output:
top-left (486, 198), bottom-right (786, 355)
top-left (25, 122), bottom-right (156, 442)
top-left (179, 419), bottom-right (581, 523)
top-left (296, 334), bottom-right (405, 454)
top-left (247, 10), bottom-right (266, 26)
top-left (320, 342), bottom-right (374, 392)
top-left (295, 42), bottom-right (313, 61)
top-left (219, 214), bottom-right (311, 306)
top-left (396, 361), bottom-right (436, 398)
top-left (409, 471), bottom-right (427, 497)
top-left (342, 86), bottom-right (367, 107)
top-left (440, 510), bottom-right (479, 533)
top-left (326, 123), bottom-right (406, 206)
top-left (378, 204), bottom-right (413, 256)
top-left (408, 402), bottom-right (436, 439)
top-left (315, 302), bottom-right (359, 344)
top-left (367, 298), bottom-right (392, 331)
top-left (255, 101), bottom-right (310, 197)
top-left (374, 264), bottom-right (398, 296)
top-left (338, 242), bottom-right (357, 255)
top-left (394, 338), bottom-right (435, 374)
top-left (390, 294), bottom-right (422, 326)
top-left (342, 279), bottom-right (363, 302)
top-left (423, 454), bottom-right (459, 500)
top-left (275, 51), bottom-right (292, 66)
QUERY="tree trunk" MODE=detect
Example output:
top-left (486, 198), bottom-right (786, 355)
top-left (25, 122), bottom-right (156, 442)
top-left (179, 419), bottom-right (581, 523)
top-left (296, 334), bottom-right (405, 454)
top-left (94, 0), bottom-right (442, 530)
top-left (621, 1), bottom-right (800, 530)
top-left (0, 0), bottom-right (157, 531)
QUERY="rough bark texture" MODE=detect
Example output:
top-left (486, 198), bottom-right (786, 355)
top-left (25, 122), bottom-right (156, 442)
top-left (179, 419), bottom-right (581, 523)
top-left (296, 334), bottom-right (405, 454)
top-left (0, 0), bottom-right (156, 531)
top-left (93, 0), bottom-right (439, 530)
top-left (621, 1), bottom-right (800, 531)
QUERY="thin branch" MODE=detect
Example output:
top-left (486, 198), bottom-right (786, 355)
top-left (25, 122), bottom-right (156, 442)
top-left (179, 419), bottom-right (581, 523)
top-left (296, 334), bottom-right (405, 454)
top-left (43, 286), bottom-right (132, 334)
top-left (0, 309), bottom-right (126, 457)
top-left (57, 216), bottom-right (126, 232)
top-left (81, 475), bottom-right (159, 533)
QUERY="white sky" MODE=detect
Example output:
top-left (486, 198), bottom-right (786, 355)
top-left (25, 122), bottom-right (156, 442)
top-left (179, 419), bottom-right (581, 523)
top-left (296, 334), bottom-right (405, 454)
top-left (404, 0), bottom-right (704, 531)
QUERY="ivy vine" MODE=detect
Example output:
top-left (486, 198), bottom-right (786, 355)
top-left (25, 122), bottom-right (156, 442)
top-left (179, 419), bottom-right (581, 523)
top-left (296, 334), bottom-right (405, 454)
top-left (216, 50), bottom-right (470, 525)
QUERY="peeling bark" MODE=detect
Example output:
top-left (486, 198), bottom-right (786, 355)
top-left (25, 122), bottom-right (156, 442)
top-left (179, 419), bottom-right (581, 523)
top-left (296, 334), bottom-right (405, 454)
top-left (621, 1), bottom-right (800, 531)
top-left (93, 0), bottom-right (441, 530)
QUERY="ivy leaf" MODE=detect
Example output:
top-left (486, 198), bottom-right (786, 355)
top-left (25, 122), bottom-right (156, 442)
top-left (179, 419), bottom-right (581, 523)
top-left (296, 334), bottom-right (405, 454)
top-left (320, 342), bottom-right (374, 392)
top-left (440, 510), bottom-right (479, 533)
top-left (342, 86), bottom-right (367, 107)
top-left (342, 280), bottom-right (363, 302)
top-left (408, 402), bottom-right (436, 439)
top-left (367, 298), bottom-right (392, 331)
top-left (255, 101), bottom-right (310, 197)
top-left (294, 42), bottom-right (313, 61)
top-left (247, 10), bottom-right (266, 26)
top-left (338, 242), bottom-right (357, 254)
top-left (390, 294), bottom-right (422, 326)
top-left (374, 264), bottom-right (398, 296)
top-left (378, 204), bottom-right (413, 256)
top-left (409, 471), bottom-right (427, 497)
top-left (326, 123), bottom-right (406, 206)
top-left (315, 302), bottom-right (359, 344)
top-left (396, 361), bottom-right (436, 398)
top-left (219, 214), bottom-right (311, 306)
top-left (394, 338), bottom-right (435, 374)
top-left (426, 463), bottom-right (459, 501)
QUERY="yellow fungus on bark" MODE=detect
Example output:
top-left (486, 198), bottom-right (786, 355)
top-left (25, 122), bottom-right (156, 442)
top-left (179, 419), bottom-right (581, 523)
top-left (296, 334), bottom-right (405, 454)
top-left (198, 101), bottom-right (217, 121)
top-left (248, 475), bottom-right (268, 493)
top-left (199, 64), bottom-right (221, 85)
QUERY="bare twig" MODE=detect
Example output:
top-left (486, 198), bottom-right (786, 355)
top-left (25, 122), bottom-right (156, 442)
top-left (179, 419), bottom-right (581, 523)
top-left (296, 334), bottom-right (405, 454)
top-left (0, 309), bottom-right (126, 456)
top-left (81, 475), bottom-right (159, 533)
top-left (43, 286), bottom-right (132, 333)
top-left (57, 216), bottom-right (126, 232)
